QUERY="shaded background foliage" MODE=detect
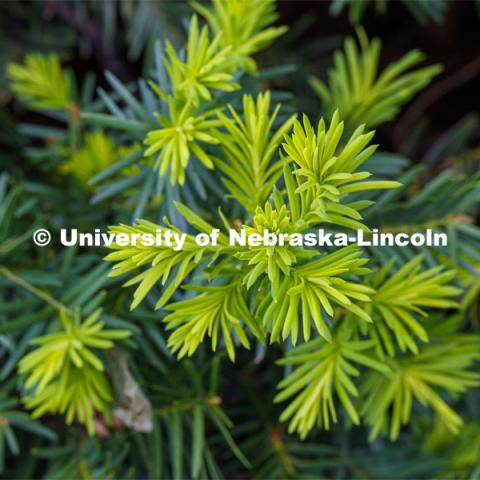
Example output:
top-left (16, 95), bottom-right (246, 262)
top-left (278, 1), bottom-right (480, 154)
top-left (0, 1), bottom-right (479, 479)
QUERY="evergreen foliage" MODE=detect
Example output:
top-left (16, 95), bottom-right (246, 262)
top-left (330, 0), bottom-right (449, 25)
top-left (309, 29), bottom-right (442, 129)
top-left (19, 309), bottom-right (130, 435)
top-left (6, 53), bottom-right (73, 111)
top-left (1, 0), bottom-right (479, 478)
top-left (192, 0), bottom-right (287, 72)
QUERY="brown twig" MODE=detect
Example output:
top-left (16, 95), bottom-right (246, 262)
top-left (42, 0), bottom-right (131, 81)
top-left (393, 56), bottom-right (480, 149)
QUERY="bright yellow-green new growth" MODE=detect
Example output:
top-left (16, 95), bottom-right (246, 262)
top-left (275, 330), bottom-right (389, 439)
top-left (236, 203), bottom-right (300, 296)
top-left (365, 256), bottom-right (462, 356)
top-left (144, 98), bottom-right (221, 185)
top-left (7, 53), bottom-right (73, 111)
top-left (164, 282), bottom-right (263, 361)
top-left (165, 15), bottom-right (240, 105)
top-left (309, 29), bottom-right (442, 128)
top-left (215, 92), bottom-right (296, 211)
top-left (362, 337), bottom-right (480, 441)
top-left (283, 110), bottom-right (401, 231)
top-left (18, 309), bottom-right (130, 435)
top-left (192, 0), bottom-right (287, 72)
top-left (61, 131), bottom-right (139, 189)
